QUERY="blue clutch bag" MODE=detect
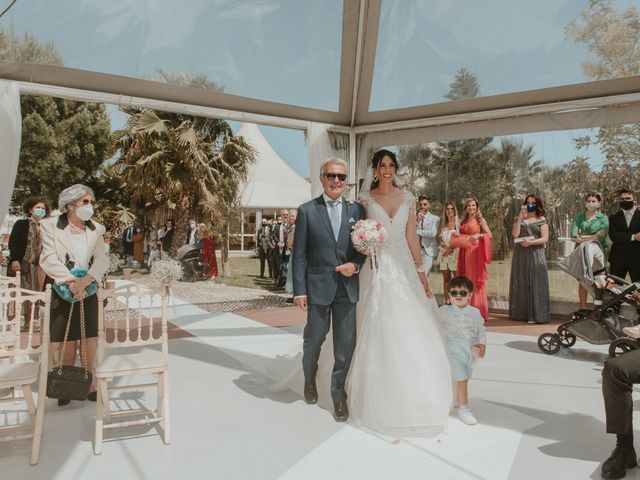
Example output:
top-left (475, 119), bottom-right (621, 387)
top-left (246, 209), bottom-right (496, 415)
top-left (52, 268), bottom-right (98, 303)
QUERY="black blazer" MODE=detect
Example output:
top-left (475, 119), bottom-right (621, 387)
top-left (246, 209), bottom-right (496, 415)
top-left (161, 228), bottom-right (174, 251)
top-left (8, 218), bottom-right (30, 265)
top-left (292, 195), bottom-right (366, 305)
top-left (608, 209), bottom-right (640, 263)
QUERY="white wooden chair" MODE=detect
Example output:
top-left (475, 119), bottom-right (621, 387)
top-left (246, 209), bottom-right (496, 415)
top-left (0, 284), bottom-right (51, 465)
top-left (94, 283), bottom-right (170, 454)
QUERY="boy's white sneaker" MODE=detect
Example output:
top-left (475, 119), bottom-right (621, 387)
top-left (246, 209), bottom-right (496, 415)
top-left (458, 407), bottom-right (477, 425)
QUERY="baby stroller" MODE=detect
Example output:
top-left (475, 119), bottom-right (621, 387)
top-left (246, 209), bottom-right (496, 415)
top-left (537, 241), bottom-right (640, 358)
top-left (176, 244), bottom-right (210, 282)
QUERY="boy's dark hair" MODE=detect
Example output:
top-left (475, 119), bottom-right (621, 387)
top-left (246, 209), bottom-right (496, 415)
top-left (449, 275), bottom-right (474, 292)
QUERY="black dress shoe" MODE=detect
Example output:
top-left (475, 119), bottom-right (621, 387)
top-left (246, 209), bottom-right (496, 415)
top-left (333, 400), bottom-right (349, 422)
top-left (57, 398), bottom-right (71, 406)
top-left (602, 446), bottom-right (637, 478)
top-left (304, 383), bottom-right (318, 404)
top-left (88, 391), bottom-right (97, 402)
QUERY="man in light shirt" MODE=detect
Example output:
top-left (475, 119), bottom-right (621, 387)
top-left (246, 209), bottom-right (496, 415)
top-left (416, 195), bottom-right (439, 277)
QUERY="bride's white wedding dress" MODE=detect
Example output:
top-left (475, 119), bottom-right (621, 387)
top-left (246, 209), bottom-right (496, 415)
top-left (268, 190), bottom-right (453, 437)
top-left (347, 190), bottom-right (453, 436)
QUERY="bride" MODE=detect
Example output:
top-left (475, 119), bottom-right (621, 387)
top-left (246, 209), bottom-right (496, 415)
top-left (347, 149), bottom-right (453, 436)
top-left (269, 149), bottom-right (453, 437)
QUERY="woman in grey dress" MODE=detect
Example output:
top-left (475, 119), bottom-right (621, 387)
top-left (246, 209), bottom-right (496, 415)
top-left (509, 194), bottom-right (550, 324)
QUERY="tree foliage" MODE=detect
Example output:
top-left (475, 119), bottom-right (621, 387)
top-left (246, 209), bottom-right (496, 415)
top-left (0, 26), bottom-right (111, 211)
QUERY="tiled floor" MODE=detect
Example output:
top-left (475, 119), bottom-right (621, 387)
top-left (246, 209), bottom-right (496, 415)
top-left (2, 282), bottom-right (639, 479)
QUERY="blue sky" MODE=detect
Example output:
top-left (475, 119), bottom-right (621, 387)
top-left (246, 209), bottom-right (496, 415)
top-left (4, 0), bottom-right (633, 177)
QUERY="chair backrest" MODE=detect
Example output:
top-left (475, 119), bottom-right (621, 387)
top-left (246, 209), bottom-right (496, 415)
top-left (97, 284), bottom-right (169, 362)
top-left (0, 285), bottom-right (51, 360)
top-left (0, 272), bottom-right (20, 289)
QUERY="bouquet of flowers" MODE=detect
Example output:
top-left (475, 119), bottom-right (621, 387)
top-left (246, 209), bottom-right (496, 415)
top-left (150, 258), bottom-right (184, 286)
top-left (351, 219), bottom-right (387, 256)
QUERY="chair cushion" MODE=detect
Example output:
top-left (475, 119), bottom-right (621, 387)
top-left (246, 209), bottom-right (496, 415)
top-left (95, 351), bottom-right (166, 376)
top-left (0, 360), bottom-right (38, 384)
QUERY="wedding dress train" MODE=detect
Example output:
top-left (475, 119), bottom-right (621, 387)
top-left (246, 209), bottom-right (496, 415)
top-left (268, 191), bottom-right (453, 437)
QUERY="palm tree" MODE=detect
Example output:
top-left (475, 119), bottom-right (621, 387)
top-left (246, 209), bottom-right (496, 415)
top-left (112, 108), bottom-right (255, 268)
top-left (444, 67), bottom-right (479, 101)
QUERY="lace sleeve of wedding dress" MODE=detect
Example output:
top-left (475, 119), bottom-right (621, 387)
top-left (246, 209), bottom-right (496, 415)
top-left (403, 190), bottom-right (416, 212)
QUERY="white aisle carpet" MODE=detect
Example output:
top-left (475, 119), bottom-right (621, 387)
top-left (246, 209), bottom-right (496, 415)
top-left (2, 282), bottom-right (640, 480)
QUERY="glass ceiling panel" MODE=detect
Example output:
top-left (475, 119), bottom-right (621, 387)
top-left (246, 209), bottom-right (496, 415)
top-left (1, 0), bottom-right (343, 111)
top-left (370, 0), bottom-right (638, 111)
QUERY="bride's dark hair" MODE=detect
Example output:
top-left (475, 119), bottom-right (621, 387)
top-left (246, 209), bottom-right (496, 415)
top-left (370, 149), bottom-right (399, 190)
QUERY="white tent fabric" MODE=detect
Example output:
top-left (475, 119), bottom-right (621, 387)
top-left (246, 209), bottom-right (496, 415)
top-left (236, 123), bottom-right (311, 209)
top-left (0, 82), bottom-right (21, 223)
top-left (305, 122), bottom-right (351, 197)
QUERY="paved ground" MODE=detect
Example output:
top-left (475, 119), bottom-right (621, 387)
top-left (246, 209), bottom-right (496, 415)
top-left (131, 276), bottom-right (568, 337)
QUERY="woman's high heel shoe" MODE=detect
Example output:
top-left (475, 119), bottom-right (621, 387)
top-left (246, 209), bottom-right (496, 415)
top-left (88, 391), bottom-right (97, 402)
top-left (58, 398), bottom-right (71, 406)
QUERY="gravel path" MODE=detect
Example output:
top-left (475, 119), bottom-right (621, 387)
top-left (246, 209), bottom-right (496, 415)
top-left (132, 277), bottom-right (289, 311)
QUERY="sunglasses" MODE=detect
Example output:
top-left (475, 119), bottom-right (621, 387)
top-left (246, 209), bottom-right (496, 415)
top-left (449, 289), bottom-right (469, 297)
top-left (324, 172), bottom-right (347, 182)
top-left (446, 207), bottom-right (455, 211)
top-left (77, 199), bottom-right (95, 205)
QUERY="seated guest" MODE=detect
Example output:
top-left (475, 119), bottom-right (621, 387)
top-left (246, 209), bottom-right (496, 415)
top-left (601, 350), bottom-right (640, 478)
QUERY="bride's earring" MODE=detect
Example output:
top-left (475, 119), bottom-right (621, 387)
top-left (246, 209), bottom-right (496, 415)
top-left (373, 175), bottom-right (379, 182)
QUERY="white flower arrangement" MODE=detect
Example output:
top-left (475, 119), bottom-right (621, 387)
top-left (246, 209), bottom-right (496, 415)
top-left (351, 219), bottom-right (388, 256)
top-left (108, 253), bottom-right (121, 273)
top-left (150, 258), bottom-right (184, 286)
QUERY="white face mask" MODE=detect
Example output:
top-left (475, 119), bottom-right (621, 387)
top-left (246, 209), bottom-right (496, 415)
top-left (76, 204), bottom-right (94, 221)
top-left (585, 202), bottom-right (600, 211)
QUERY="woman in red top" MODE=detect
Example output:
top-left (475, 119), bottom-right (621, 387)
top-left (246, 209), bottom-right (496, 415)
top-left (450, 197), bottom-right (492, 320)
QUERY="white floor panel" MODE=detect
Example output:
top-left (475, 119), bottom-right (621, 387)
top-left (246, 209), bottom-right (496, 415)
top-left (3, 281), bottom-right (640, 479)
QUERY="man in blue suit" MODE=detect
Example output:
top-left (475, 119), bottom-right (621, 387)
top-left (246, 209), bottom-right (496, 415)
top-left (292, 158), bottom-right (366, 422)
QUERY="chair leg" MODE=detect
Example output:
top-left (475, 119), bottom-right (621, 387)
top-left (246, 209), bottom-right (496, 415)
top-left (22, 384), bottom-right (36, 419)
top-left (99, 379), bottom-right (112, 424)
top-left (94, 379), bottom-right (104, 455)
top-left (30, 382), bottom-right (46, 465)
top-left (160, 371), bottom-right (170, 445)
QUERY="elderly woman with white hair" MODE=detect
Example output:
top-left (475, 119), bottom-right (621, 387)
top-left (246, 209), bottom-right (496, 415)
top-left (40, 184), bottom-right (109, 406)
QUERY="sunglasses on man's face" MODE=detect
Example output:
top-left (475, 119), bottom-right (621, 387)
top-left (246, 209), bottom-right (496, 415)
top-left (449, 289), bottom-right (469, 298)
top-left (324, 172), bottom-right (347, 182)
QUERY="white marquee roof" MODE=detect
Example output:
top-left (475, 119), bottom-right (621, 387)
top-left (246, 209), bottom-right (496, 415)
top-left (236, 123), bottom-right (311, 209)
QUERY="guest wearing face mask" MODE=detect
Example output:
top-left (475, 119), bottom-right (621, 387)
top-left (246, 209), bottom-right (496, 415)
top-left (609, 189), bottom-right (640, 283)
top-left (508, 194), bottom-right (550, 324)
top-left (39, 184), bottom-right (109, 405)
top-left (571, 192), bottom-right (609, 309)
top-left (187, 220), bottom-right (199, 247)
top-left (7, 196), bottom-right (51, 330)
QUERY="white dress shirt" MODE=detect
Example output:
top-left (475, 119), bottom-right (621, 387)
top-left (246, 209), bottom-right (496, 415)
top-left (624, 207), bottom-right (636, 241)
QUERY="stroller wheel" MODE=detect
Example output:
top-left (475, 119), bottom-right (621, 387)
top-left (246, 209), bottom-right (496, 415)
top-left (608, 338), bottom-right (640, 358)
top-left (538, 333), bottom-right (561, 355)
top-left (557, 327), bottom-right (577, 348)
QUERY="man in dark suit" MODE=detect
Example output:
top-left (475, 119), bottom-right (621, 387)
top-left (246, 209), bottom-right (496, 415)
top-left (609, 189), bottom-right (640, 282)
top-left (270, 214), bottom-right (286, 283)
top-left (256, 218), bottom-right (271, 278)
top-left (161, 219), bottom-right (174, 254)
top-left (122, 221), bottom-right (134, 266)
top-left (292, 158), bottom-right (366, 422)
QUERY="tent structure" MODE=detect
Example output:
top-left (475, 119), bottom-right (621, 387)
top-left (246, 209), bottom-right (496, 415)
top-left (0, 0), bottom-right (639, 219)
top-left (232, 122), bottom-right (311, 250)
top-left (237, 123), bottom-right (311, 210)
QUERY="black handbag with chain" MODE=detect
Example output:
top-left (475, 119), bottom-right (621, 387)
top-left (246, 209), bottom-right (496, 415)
top-left (46, 299), bottom-right (92, 400)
